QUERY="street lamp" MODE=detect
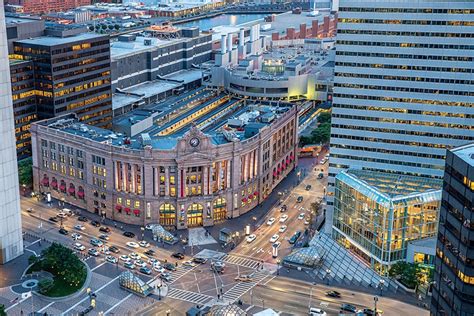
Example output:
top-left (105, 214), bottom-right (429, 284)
top-left (141, 226), bottom-right (145, 240)
top-left (22, 184), bottom-right (27, 197)
top-left (325, 269), bottom-right (331, 285)
top-left (379, 279), bottom-right (385, 296)
top-left (157, 279), bottom-right (162, 300)
top-left (374, 296), bottom-right (378, 315)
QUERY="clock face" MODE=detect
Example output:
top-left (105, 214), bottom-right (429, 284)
top-left (189, 137), bottom-right (200, 147)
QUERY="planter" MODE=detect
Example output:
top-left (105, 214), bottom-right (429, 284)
top-left (394, 279), bottom-right (416, 293)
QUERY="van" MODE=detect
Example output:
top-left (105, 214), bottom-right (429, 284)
top-left (62, 208), bottom-right (73, 216)
top-left (309, 307), bottom-right (327, 316)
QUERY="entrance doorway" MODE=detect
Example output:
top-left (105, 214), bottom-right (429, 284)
top-left (187, 203), bottom-right (203, 227)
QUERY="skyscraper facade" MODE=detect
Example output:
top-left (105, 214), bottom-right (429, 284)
top-left (0, 4), bottom-right (24, 264)
top-left (327, 0), bottom-right (474, 229)
top-left (431, 143), bottom-right (474, 316)
top-left (13, 33), bottom-right (112, 128)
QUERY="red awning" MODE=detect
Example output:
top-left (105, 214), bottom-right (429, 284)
top-left (242, 198), bottom-right (248, 203)
top-left (115, 205), bottom-right (122, 211)
top-left (124, 207), bottom-right (131, 213)
top-left (51, 180), bottom-right (58, 187)
top-left (286, 158), bottom-right (290, 164)
top-left (254, 191), bottom-right (259, 196)
top-left (248, 195), bottom-right (253, 200)
top-left (77, 191), bottom-right (85, 198)
top-left (68, 187), bottom-right (75, 194)
top-left (41, 178), bottom-right (49, 186)
top-left (277, 167), bottom-right (282, 173)
top-left (133, 209), bottom-right (140, 216)
top-left (273, 171), bottom-right (277, 177)
top-left (59, 184), bottom-right (66, 191)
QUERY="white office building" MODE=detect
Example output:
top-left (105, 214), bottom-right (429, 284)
top-left (326, 0), bottom-right (474, 231)
top-left (0, 4), bottom-right (23, 264)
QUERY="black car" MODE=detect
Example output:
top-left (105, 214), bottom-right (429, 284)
top-left (192, 257), bottom-right (207, 264)
top-left (78, 216), bottom-right (88, 222)
top-left (144, 249), bottom-right (155, 256)
top-left (341, 304), bottom-right (357, 313)
top-left (297, 196), bottom-right (304, 203)
top-left (90, 221), bottom-right (101, 227)
top-left (59, 228), bottom-right (69, 235)
top-left (280, 205), bottom-right (287, 212)
top-left (164, 263), bottom-right (176, 271)
top-left (171, 252), bottom-right (185, 260)
top-left (123, 231), bottom-right (135, 238)
top-left (99, 227), bottom-right (111, 233)
top-left (326, 290), bottom-right (341, 298)
top-left (288, 231), bottom-right (302, 244)
top-left (49, 217), bottom-right (59, 223)
top-left (109, 246), bottom-right (120, 253)
top-left (305, 184), bottom-right (312, 191)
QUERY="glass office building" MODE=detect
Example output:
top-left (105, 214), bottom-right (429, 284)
top-left (333, 169), bottom-right (442, 275)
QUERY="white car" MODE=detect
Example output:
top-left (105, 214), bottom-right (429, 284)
top-left (273, 241), bottom-right (281, 249)
top-left (129, 252), bottom-right (141, 260)
top-left (134, 260), bottom-right (147, 268)
top-left (279, 225), bottom-right (287, 233)
top-left (145, 224), bottom-right (154, 230)
top-left (119, 255), bottom-right (130, 262)
top-left (74, 243), bottom-right (85, 251)
top-left (298, 213), bottom-right (305, 220)
top-left (309, 308), bottom-right (327, 316)
top-left (304, 219), bottom-right (310, 225)
top-left (266, 217), bottom-right (276, 226)
top-left (71, 233), bottom-right (82, 240)
top-left (88, 248), bottom-right (99, 257)
top-left (246, 234), bottom-right (257, 243)
top-left (126, 241), bottom-right (140, 249)
top-left (153, 265), bottom-right (165, 273)
top-left (106, 255), bottom-right (117, 264)
top-left (269, 234), bottom-right (280, 243)
top-left (139, 241), bottom-right (150, 248)
top-left (279, 214), bottom-right (288, 223)
top-left (148, 258), bottom-right (159, 265)
top-left (57, 212), bottom-right (67, 218)
top-left (183, 260), bottom-right (196, 267)
top-left (74, 224), bottom-right (85, 231)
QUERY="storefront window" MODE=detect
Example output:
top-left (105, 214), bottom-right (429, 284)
top-left (159, 203), bottom-right (176, 227)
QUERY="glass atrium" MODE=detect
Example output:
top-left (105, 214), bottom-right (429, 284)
top-left (332, 169), bottom-right (442, 275)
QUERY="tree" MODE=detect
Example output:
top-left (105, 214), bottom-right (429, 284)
top-left (38, 279), bottom-right (54, 294)
top-left (317, 111), bottom-right (331, 124)
top-left (18, 157), bottom-right (33, 187)
top-left (310, 200), bottom-right (321, 217)
top-left (101, 24), bottom-right (107, 30)
top-left (389, 261), bottom-right (424, 289)
top-left (299, 135), bottom-right (313, 146)
top-left (108, 24), bottom-right (114, 30)
top-left (310, 122), bottom-right (331, 144)
top-left (28, 254), bottom-right (40, 265)
top-left (88, 25), bottom-right (94, 31)
top-left (114, 24), bottom-right (120, 30)
top-left (0, 304), bottom-right (6, 316)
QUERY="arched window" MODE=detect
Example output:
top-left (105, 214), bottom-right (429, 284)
top-left (187, 203), bottom-right (203, 227)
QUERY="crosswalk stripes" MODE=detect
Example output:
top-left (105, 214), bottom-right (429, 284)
top-left (169, 266), bottom-right (195, 283)
top-left (167, 288), bottom-right (213, 305)
top-left (223, 271), bottom-right (273, 303)
top-left (221, 254), bottom-right (261, 269)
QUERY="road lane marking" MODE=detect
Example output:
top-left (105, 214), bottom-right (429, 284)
top-left (37, 302), bottom-right (55, 313)
top-left (91, 261), bottom-right (107, 271)
top-left (62, 275), bottom-right (121, 315)
top-left (104, 293), bottom-right (132, 315)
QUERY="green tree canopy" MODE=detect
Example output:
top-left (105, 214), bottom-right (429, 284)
top-left (317, 111), bottom-right (331, 124)
top-left (18, 157), bottom-right (33, 187)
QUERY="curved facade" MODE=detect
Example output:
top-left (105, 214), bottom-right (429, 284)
top-left (31, 105), bottom-right (298, 229)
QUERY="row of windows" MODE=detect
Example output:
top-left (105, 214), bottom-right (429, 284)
top-left (336, 72), bottom-right (474, 86)
top-left (339, 19), bottom-right (474, 27)
top-left (334, 94), bottom-right (474, 109)
top-left (330, 134), bottom-right (448, 151)
top-left (331, 124), bottom-right (474, 142)
top-left (330, 143), bottom-right (445, 160)
top-left (92, 155), bottom-right (106, 166)
top-left (337, 29), bottom-right (474, 39)
top-left (334, 82), bottom-right (474, 97)
top-left (338, 40), bottom-right (474, 51)
top-left (333, 104), bottom-right (473, 119)
top-left (333, 113), bottom-right (473, 130)
top-left (331, 153), bottom-right (444, 171)
top-left (339, 7), bottom-right (474, 14)
top-left (336, 62), bottom-right (473, 76)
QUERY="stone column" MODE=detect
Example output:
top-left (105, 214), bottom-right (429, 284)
top-left (203, 166), bottom-right (209, 195)
top-left (216, 161), bottom-right (222, 191)
top-left (121, 162), bottom-right (127, 192)
top-left (226, 160), bottom-right (231, 189)
top-left (131, 164), bottom-right (136, 194)
top-left (165, 167), bottom-right (170, 196)
top-left (209, 164), bottom-right (214, 193)
top-left (0, 3), bottom-right (23, 263)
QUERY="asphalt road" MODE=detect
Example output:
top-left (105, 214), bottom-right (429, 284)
top-left (243, 277), bottom-right (429, 316)
top-left (232, 154), bottom-right (328, 263)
